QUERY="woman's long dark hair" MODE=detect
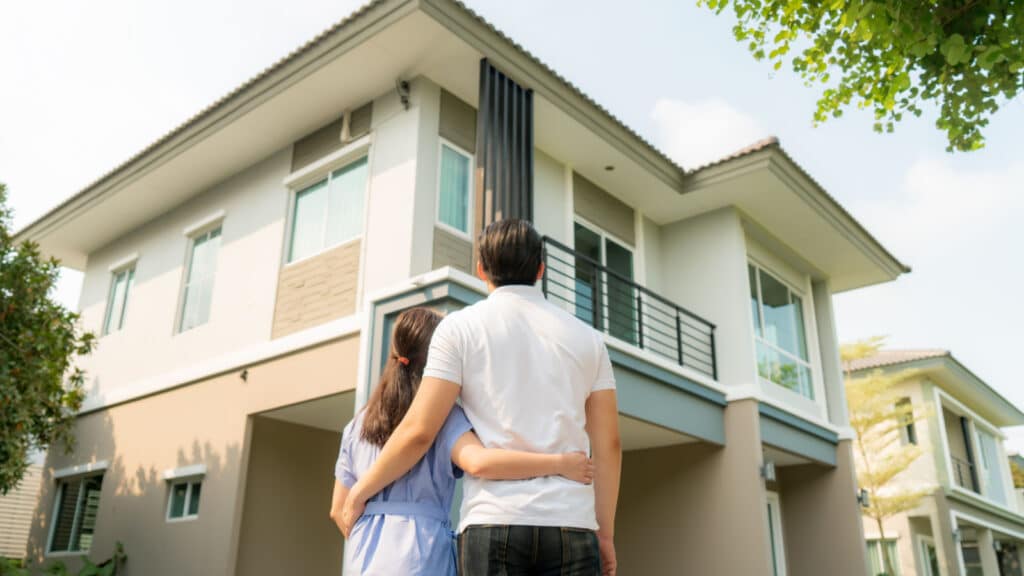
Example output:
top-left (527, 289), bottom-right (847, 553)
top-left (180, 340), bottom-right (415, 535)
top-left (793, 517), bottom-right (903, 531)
top-left (360, 307), bottom-right (442, 448)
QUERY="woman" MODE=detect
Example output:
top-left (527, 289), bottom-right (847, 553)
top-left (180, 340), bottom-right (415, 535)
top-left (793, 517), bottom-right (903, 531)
top-left (329, 307), bottom-right (593, 575)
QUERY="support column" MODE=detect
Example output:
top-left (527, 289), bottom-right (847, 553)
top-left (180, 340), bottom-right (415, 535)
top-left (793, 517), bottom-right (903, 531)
top-left (616, 400), bottom-right (773, 574)
top-left (776, 439), bottom-right (870, 576)
top-left (978, 528), bottom-right (1001, 576)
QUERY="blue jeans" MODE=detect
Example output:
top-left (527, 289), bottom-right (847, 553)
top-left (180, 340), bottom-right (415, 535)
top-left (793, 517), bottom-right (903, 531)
top-left (458, 525), bottom-right (600, 575)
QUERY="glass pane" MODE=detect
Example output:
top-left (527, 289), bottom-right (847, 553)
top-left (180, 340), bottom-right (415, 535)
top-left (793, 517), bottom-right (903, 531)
top-left (169, 483), bottom-right (188, 518)
top-left (180, 229), bottom-right (221, 331)
top-left (759, 269), bottom-right (807, 361)
top-left (978, 430), bottom-right (1007, 504)
top-left (187, 482), bottom-right (201, 516)
top-left (605, 239), bottom-right (636, 344)
top-left (926, 545), bottom-right (940, 576)
top-left (49, 481), bottom-right (80, 552)
top-left (438, 146), bottom-right (471, 233)
top-left (289, 179), bottom-right (328, 262)
top-left (749, 265), bottom-right (762, 338)
top-left (757, 340), bottom-right (813, 399)
top-left (326, 157), bottom-right (368, 247)
top-left (884, 541), bottom-right (900, 576)
top-left (791, 293), bottom-right (808, 360)
top-left (74, 475), bottom-right (103, 552)
top-left (119, 268), bottom-right (134, 330)
top-left (104, 271), bottom-right (127, 335)
top-left (573, 224), bottom-right (602, 326)
top-left (866, 541), bottom-right (881, 576)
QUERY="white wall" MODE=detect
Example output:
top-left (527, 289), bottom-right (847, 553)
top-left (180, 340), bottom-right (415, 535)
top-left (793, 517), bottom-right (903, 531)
top-left (361, 77), bottom-right (437, 297)
top-left (533, 148), bottom-right (570, 245)
top-left (76, 147), bottom-right (292, 402)
top-left (659, 207), bottom-right (755, 389)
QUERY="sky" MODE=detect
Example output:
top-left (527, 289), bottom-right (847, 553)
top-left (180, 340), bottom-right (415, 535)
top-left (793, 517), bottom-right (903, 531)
top-left (2, 1), bottom-right (1021, 450)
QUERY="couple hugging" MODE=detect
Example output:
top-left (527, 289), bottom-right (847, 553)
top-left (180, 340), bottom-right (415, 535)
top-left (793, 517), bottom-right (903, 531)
top-left (329, 219), bottom-right (622, 576)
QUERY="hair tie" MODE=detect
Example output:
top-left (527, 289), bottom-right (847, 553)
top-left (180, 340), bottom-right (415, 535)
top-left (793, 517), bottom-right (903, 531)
top-left (397, 356), bottom-right (410, 366)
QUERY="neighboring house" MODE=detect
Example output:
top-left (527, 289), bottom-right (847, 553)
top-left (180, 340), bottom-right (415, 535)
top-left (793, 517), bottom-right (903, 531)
top-left (14, 1), bottom-right (909, 574)
top-left (0, 463), bottom-right (43, 560)
top-left (848, 350), bottom-right (1024, 576)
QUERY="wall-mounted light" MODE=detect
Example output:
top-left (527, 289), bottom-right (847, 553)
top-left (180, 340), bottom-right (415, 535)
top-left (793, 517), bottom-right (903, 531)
top-left (395, 79), bottom-right (410, 110)
top-left (240, 369), bottom-right (249, 382)
top-left (994, 541), bottom-right (1003, 552)
top-left (952, 529), bottom-right (961, 543)
top-left (857, 488), bottom-right (871, 508)
top-left (760, 460), bottom-right (776, 482)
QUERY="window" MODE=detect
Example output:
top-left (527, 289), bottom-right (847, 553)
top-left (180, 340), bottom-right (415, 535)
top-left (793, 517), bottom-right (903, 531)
top-left (288, 156), bottom-right (368, 263)
top-left (766, 492), bottom-right (787, 576)
top-left (437, 142), bottom-right (472, 235)
top-left (866, 539), bottom-right (900, 576)
top-left (102, 266), bottom-right (135, 335)
top-left (48, 474), bottom-right (104, 553)
top-left (166, 479), bottom-right (202, 521)
top-left (918, 537), bottom-right (940, 576)
top-left (749, 263), bottom-right (813, 398)
top-left (976, 428), bottom-right (1008, 505)
top-left (573, 221), bottom-right (636, 344)
top-left (179, 227), bottom-right (222, 332)
top-left (961, 542), bottom-right (983, 576)
top-left (897, 398), bottom-right (918, 445)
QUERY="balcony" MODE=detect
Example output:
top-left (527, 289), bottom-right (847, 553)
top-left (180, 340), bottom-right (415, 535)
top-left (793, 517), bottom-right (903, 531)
top-left (951, 455), bottom-right (980, 493)
top-left (540, 236), bottom-right (718, 380)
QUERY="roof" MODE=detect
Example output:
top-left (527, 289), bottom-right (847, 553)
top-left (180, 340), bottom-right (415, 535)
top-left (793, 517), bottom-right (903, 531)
top-left (14, 0), bottom-right (686, 240)
top-left (847, 348), bottom-right (1024, 427)
top-left (845, 349), bottom-right (949, 372)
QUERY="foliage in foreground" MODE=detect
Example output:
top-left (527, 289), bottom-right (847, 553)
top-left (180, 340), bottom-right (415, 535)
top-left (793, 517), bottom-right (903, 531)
top-left (0, 183), bottom-right (95, 494)
top-left (0, 542), bottom-right (125, 576)
top-left (701, 0), bottom-right (1024, 151)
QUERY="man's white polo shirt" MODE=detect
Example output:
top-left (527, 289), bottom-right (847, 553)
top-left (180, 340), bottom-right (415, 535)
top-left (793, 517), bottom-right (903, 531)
top-left (423, 283), bottom-right (616, 532)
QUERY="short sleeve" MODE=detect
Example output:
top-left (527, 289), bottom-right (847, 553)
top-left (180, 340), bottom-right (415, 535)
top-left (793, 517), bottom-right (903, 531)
top-left (436, 405), bottom-right (474, 479)
top-left (334, 419), bottom-right (358, 488)
top-left (422, 314), bottom-right (464, 386)
top-left (592, 339), bottom-right (616, 393)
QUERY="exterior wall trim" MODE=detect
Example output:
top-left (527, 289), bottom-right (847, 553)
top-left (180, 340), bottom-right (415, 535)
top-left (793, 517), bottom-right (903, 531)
top-left (281, 134), bottom-right (372, 191)
top-left (946, 487), bottom-right (1024, 527)
top-left (78, 313), bottom-right (362, 415)
top-left (53, 460), bottom-right (109, 480)
top-left (162, 464), bottom-right (208, 481)
top-left (607, 348), bottom-right (726, 407)
top-left (758, 403), bottom-right (839, 466)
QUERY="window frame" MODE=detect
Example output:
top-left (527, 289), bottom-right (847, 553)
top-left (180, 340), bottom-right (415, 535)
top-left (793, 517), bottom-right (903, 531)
top-left (866, 538), bottom-right (901, 576)
top-left (165, 478), bottom-right (203, 523)
top-left (46, 472), bottom-right (105, 556)
top-left (284, 153), bottom-right (370, 266)
top-left (101, 262), bottom-right (136, 336)
top-left (897, 397), bottom-right (918, 446)
top-left (765, 491), bottom-right (788, 576)
top-left (748, 260), bottom-right (815, 399)
top-left (435, 138), bottom-right (475, 241)
top-left (916, 535), bottom-right (939, 576)
top-left (176, 223), bottom-right (223, 334)
top-left (572, 217), bottom-right (636, 338)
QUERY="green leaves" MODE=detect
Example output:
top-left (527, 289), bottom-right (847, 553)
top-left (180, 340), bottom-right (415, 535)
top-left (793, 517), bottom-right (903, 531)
top-left (700, 0), bottom-right (1024, 152)
top-left (0, 183), bottom-right (94, 495)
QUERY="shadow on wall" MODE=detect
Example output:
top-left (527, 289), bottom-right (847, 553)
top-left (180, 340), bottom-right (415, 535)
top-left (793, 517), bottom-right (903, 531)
top-left (25, 405), bottom-right (243, 576)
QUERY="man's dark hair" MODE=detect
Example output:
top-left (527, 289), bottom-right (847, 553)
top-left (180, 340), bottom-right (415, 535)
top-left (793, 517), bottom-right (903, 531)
top-left (477, 219), bottom-right (543, 287)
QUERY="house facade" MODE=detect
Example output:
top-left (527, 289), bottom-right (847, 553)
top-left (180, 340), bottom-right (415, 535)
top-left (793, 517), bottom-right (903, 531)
top-left (849, 350), bottom-right (1024, 576)
top-left (16, 1), bottom-right (908, 574)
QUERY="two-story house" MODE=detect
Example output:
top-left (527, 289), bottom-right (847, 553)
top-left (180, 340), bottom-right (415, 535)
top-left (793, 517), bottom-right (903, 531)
top-left (849, 350), bottom-right (1024, 576)
top-left (15, 1), bottom-right (909, 574)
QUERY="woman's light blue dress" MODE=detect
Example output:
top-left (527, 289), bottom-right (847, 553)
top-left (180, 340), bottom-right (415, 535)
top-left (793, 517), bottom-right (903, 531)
top-left (336, 406), bottom-right (472, 576)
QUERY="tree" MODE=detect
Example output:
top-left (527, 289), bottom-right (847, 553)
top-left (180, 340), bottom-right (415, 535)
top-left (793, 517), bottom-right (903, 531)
top-left (1012, 459), bottom-right (1024, 489)
top-left (699, 0), bottom-right (1024, 152)
top-left (0, 183), bottom-right (94, 494)
top-left (843, 337), bottom-right (928, 576)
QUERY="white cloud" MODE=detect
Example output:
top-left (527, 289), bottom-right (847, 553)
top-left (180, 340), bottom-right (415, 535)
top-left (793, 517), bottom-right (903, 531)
top-left (650, 98), bottom-right (767, 169)
top-left (835, 157), bottom-right (1024, 451)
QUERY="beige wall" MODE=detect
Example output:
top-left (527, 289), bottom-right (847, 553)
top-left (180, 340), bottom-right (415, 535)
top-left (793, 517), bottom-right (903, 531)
top-left (616, 400), bottom-right (773, 575)
top-left (26, 335), bottom-right (359, 575)
top-left (777, 440), bottom-right (869, 576)
top-left (432, 227), bottom-right (473, 274)
top-left (0, 463), bottom-right (43, 559)
top-left (271, 241), bottom-right (361, 339)
top-left (572, 172), bottom-right (635, 244)
top-left (438, 89), bottom-right (475, 153)
top-left (235, 418), bottom-right (342, 576)
top-left (291, 103), bottom-right (373, 172)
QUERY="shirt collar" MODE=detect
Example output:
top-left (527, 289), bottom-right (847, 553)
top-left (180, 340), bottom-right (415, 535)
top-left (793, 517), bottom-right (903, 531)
top-left (489, 284), bottom-right (545, 301)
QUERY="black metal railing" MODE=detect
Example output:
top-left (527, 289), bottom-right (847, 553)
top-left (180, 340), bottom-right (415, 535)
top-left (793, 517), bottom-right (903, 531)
top-left (951, 456), bottom-right (980, 493)
top-left (541, 236), bottom-right (718, 380)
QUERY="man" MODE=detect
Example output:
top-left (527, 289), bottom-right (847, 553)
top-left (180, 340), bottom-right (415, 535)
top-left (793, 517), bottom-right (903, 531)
top-left (341, 219), bottom-right (622, 575)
